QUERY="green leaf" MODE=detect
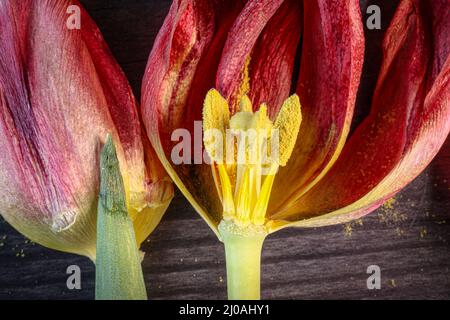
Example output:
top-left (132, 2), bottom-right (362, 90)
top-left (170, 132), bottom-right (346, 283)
top-left (95, 136), bottom-right (147, 300)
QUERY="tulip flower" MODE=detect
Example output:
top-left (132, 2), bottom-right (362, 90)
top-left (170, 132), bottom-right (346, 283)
top-left (143, 0), bottom-right (449, 300)
top-left (0, 0), bottom-right (173, 298)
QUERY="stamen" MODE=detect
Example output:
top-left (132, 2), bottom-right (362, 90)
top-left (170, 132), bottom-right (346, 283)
top-left (203, 90), bottom-right (302, 227)
top-left (203, 89), bottom-right (230, 163)
top-left (274, 95), bottom-right (302, 166)
top-left (236, 167), bottom-right (251, 225)
top-left (217, 163), bottom-right (235, 219)
top-left (252, 163), bottom-right (278, 225)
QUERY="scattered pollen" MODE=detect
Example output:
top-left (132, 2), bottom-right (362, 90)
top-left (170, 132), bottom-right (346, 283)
top-left (383, 198), bottom-right (396, 210)
top-left (377, 197), bottom-right (407, 237)
top-left (343, 219), bottom-right (364, 237)
top-left (343, 223), bottom-right (353, 237)
top-left (419, 227), bottom-right (428, 239)
top-left (388, 279), bottom-right (397, 288)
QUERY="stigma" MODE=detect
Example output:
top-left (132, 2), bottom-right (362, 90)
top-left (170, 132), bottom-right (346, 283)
top-left (203, 89), bottom-right (302, 227)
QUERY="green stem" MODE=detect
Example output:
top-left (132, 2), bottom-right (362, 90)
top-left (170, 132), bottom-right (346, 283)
top-left (95, 136), bottom-right (147, 300)
top-left (219, 220), bottom-right (267, 300)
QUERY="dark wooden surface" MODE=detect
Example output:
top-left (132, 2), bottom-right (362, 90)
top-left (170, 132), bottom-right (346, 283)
top-left (0, 0), bottom-right (449, 300)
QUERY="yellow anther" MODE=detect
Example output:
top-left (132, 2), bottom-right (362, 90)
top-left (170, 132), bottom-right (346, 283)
top-left (273, 94), bottom-right (302, 166)
top-left (203, 89), bottom-right (230, 162)
top-left (203, 89), bottom-right (230, 132)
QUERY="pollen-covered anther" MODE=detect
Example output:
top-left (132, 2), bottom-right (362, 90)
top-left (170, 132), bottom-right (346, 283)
top-left (202, 89), bottom-right (302, 227)
top-left (274, 95), bottom-right (302, 166)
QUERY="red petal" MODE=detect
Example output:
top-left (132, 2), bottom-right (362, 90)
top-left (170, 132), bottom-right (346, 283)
top-left (216, 0), bottom-right (285, 112)
top-left (79, 2), bottom-right (172, 215)
top-left (142, 0), bottom-right (247, 231)
top-left (269, 0), bottom-right (365, 215)
top-left (143, 0), bottom-right (216, 141)
top-left (0, 0), bottom-right (114, 233)
top-left (248, 0), bottom-right (303, 118)
top-left (0, 0), bottom-right (165, 254)
top-left (78, 5), bottom-right (142, 166)
top-left (276, 0), bottom-right (450, 223)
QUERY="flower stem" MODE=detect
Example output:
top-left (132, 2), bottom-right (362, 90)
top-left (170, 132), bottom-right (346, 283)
top-left (219, 220), bottom-right (267, 300)
top-left (95, 136), bottom-right (147, 300)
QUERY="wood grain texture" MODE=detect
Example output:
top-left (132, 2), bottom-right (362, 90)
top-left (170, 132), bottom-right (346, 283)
top-left (0, 0), bottom-right (449, 300)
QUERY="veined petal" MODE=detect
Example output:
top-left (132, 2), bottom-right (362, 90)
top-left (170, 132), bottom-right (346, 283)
top-left (268, 0), bottom-right (365, 218)
top-left (273, 94), bottom-right (302, 166)
top-left (77, 3), bottom-right (167, 223)
top-left (272, 0), bottom-right (450, 228)
top-left (217, 0), bottom-right (301, 115)
top-left (217, 0), bottom-right (284, 107)
top-left (248, 0), bottom-right (302, 118)
top-left (135, 129), bottom-right (174, 245)
top-left (203, 88), bottom-right (230, 162)
top-left (0, 0), bottom-right (171, 257)
top-left (142, 0), bottom-right (246, 235)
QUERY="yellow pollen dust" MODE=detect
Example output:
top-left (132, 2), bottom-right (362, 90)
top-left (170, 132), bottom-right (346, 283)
top-left (203, 89), bottom-right (302, 227)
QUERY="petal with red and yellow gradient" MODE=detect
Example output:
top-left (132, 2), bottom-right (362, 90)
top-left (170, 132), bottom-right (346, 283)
top-left (144, 0), bottom-right (301, 234)
top-left (271, 0), bottom-right (450, 230)
top-left (0, 0), bottom-right (171, 257)
top-left (268, 0), bottom-right (365, 217)
top-left (142, 0), bottom-right (246, 234)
